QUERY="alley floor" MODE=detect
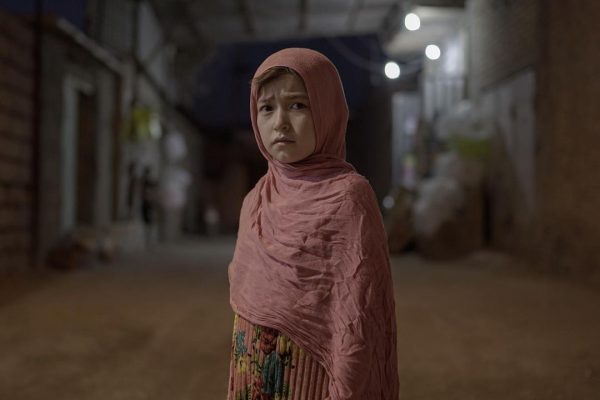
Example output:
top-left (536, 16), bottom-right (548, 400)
top-left (0, 238), bottom-right (599, 400)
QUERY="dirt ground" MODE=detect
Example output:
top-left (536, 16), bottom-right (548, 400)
top-left (0, 238), bottom-right (598, 399)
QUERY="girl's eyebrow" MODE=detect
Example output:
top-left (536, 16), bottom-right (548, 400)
top-left (282, 92), bottom-right (309, 100)
top-left (258, 92), bottom-right (308, 103)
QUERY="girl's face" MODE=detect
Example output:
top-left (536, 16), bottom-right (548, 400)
top-left (256, 73), bottom-right (316, 164)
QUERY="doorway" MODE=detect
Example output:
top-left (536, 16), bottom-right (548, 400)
top-left (60, 75), bottom-right (96, 235)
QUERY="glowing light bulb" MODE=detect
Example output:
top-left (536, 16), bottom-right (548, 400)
top-left (404, 13), bottom-right (420, 31)
top-left (425, 44), bottom-right (441, 60)
top-left (384, 61), bottom-right (401, 79)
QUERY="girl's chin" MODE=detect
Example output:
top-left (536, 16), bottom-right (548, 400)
top-left (268, 146), bottom-right (314, 163)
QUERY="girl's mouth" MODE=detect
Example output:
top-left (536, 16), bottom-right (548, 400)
top-left (273, 138), bottom-right (295, 145)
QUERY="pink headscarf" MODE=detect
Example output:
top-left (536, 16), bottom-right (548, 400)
top-left (229, 48), bottom-right (399, 400)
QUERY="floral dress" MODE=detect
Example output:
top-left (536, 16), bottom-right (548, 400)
top-left (227, 313), bottom-right (330, 400)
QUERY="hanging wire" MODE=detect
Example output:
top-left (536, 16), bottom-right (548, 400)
top-left (324, 36), bottom-right (385, 74)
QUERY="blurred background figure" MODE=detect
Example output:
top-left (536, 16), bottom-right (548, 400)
top-left (141, 166), bottom-right (158, 248)
top-left (203, 206), bottom-right (220, 237)
top-left (159, 131), bottom-right (192, 242)
top-left (126, 161), bottom-right (139, 219)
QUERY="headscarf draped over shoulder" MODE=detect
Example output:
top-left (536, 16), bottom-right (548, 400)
top-left (228, 48), bottom-right (399, 400)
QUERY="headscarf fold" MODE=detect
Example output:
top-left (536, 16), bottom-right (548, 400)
top-left (229, 48), bottom-right (399, 400)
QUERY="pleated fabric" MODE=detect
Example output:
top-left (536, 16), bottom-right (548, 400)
top-left (227, 313), bottom-right (330, 400)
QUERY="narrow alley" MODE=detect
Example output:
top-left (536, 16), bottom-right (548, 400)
top-left (1, 0), bottom-right (600, 399)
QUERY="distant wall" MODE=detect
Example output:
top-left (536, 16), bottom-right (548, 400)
top-left (467, 0), bottom-right (539, 97)
top-left (0, 10), bottom-right (34, 272)
top-left (347, 88), bottom-right (393, 203)
top-left (37, 20), bottom-right (122, 262)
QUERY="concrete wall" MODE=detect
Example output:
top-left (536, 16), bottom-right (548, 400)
top-left (467, 0), bottom-right (539, 97)
top-left (0, 10), bottom-right (34, 272)
top-left (466, 0), bottom-right (540, 260)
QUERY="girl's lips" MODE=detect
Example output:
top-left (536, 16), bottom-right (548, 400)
top-left (273, 138), bottom-right (295, 145)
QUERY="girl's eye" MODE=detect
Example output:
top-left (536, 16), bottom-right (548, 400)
top-left (259, 105), bottom-right (272, 112)
top-left (290, 102), bottom-right (307, 110)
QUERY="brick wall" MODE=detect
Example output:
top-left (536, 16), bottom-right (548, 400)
top-left (536, 1), bottom-right (600, 278)
top-left (0, 10), bottom-right (34, 272)
top-left (468, 0), bottom-right (600, 280)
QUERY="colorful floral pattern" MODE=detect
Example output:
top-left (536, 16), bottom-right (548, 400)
top-left (228, 314), bottom-right (330, 400)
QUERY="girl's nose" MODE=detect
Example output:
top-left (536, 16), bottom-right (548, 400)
top-left (274, 108), bottom-right (290, 131)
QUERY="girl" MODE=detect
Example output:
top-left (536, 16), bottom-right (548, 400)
top-left (228, 48), bottom-right (399, 400)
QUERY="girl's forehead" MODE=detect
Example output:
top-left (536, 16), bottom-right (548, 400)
top-left (257, 73), bottom-right (308, 100)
